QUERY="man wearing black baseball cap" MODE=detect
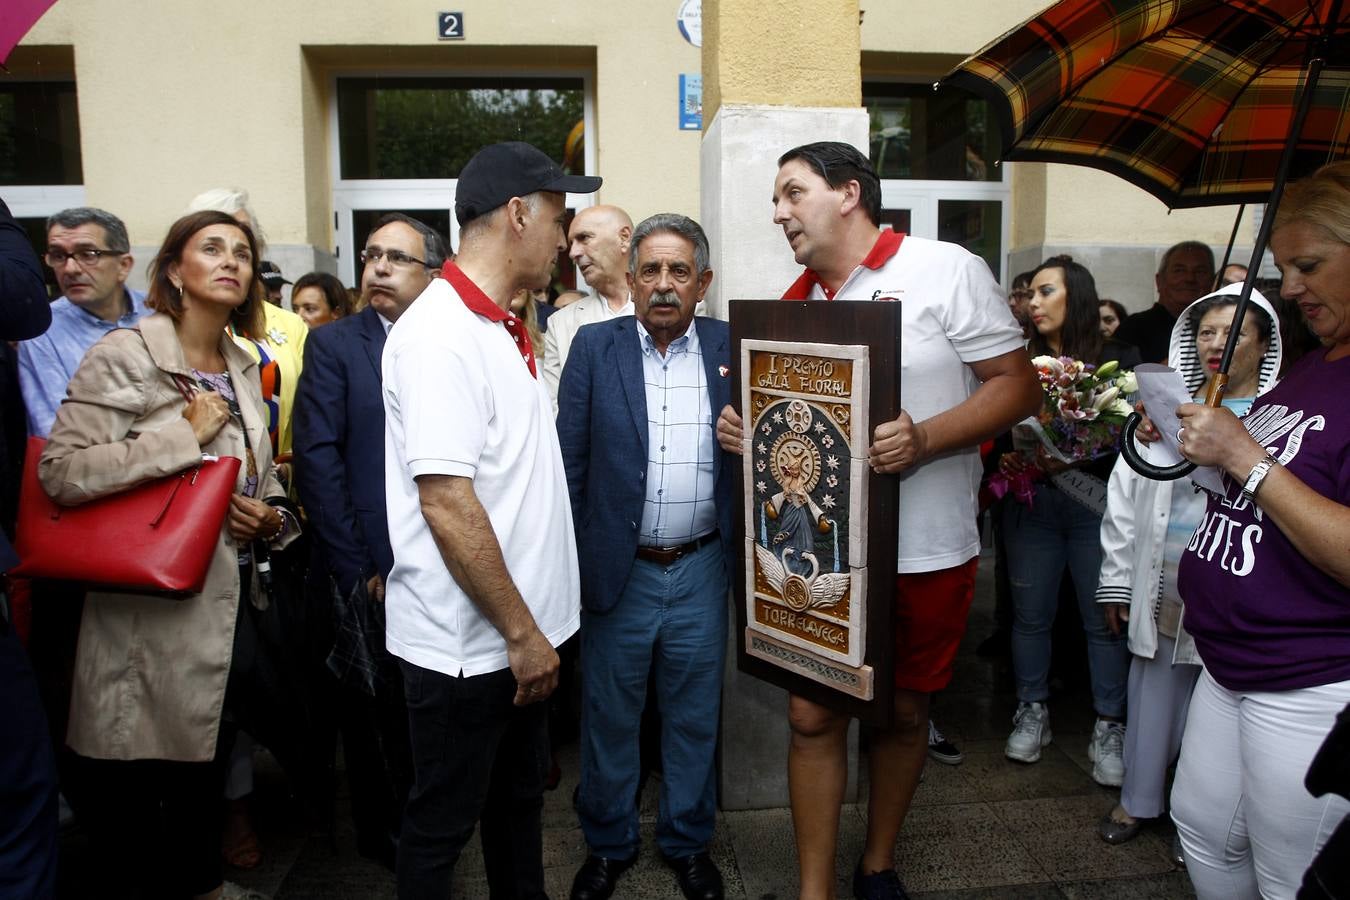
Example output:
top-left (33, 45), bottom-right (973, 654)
top-left (453, 140), bottom-right (602, 227)
top-left (382, 141), bottom-right (599, 900)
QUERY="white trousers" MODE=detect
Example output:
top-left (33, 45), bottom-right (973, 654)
top-left (1120, 635), bottom-right (1200, 819)
top-left (1171, 669), bottom-right (1350, 900)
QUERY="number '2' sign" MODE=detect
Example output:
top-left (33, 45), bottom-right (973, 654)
top-left (437, 12), bottom-right (464, 40)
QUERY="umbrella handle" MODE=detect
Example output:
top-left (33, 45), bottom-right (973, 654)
top-left (1117, 372), bottom-right (1225, 483)
top-left (1120, 413), bottom-right (1196, 480)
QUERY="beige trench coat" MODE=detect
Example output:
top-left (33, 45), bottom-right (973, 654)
top-left (39, 311), bottom-right (292, 762)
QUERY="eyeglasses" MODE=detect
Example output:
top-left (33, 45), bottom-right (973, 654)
top-left (360, 248), bottom-right (428, 269)
top-left (45, 248), bottom-right (124, 267)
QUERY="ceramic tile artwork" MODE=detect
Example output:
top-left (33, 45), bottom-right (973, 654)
top-left (740, 339), bottom-right (874, 699)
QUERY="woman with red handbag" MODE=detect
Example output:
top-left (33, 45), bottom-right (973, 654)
top-left (37, 209), bottom-right (294, 900)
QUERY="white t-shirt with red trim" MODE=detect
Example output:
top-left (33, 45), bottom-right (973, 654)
top-left (382, 266), bottom-right (580, 677)
top-left (784, 232), bottom-right (1024, 574)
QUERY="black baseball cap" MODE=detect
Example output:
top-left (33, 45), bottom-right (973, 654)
top-left (454, 141), bottom-right (602, 226)
top-left (257, 261), bottom-right (291, 289)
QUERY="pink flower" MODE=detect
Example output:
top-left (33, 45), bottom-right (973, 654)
top-left (1058, 396), bottom-right (1088, 420)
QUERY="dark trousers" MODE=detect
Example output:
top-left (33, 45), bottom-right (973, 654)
top-left (338, 675), bottom-right (414, 858)
top-left (71, 726), bottom-right (234, 899)
top-left (25, 579), bottom-right (85, 801)
top-left (397, 660), bottom-right (550, 900)
top-left (0, 621), bottom-right (58, 900)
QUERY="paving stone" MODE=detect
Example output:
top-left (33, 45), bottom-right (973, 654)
top-left (991, 795), bottom-right (1178, 884)
top-left (722, 805), bottom-right (862, 900)
top-left (892, 802), bottom-right (1050, 893)
top-left (911, 740), bottom-right (1107, 808)
top-left (53, 548), bottom-right (1203, 900)
top-left (914, 883), bottom-right (1066, 899)
top-left (1058, 870), bottom-right (1197, 899)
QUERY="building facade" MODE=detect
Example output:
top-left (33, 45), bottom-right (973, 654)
top-left (6, 0), bottom-right (1247, 309)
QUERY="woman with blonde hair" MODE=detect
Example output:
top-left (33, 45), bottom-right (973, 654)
top-left (1169, 160), bottom-right (1350, 898)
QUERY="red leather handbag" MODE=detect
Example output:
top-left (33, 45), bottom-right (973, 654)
top-left (13, 436), bottom-right (242, 595)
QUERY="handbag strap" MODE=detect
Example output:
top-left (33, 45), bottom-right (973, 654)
top-left (170, 372), bottom-right (197, 406)
top-left (126, 327), bottom-right (235, 426)
top-left (128, 327), bottom-right (261, 493)
top-left (150, 472), bottom-right (186, 528)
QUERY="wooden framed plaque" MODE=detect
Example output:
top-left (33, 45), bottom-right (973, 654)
top-left (729, 300), bottom-right (901, 725)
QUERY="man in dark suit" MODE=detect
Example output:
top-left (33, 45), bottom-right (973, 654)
top-left (1115, 240), bottom-right (1215, 363)
top-left (557, 213), bottom-right (731, 900)
top-left (0, 196), bottom-right (58, 900)
top-left (293, 212), bottom-right (447, 869)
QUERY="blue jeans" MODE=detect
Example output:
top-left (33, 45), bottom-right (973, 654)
top-left (578, 541), bottom-right (727, 859)
top-left (1004, 482), bottom-right (1128, 717)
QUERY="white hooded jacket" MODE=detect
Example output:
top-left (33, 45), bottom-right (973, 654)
top-left (1094, 284), bottom-right (1284, 661)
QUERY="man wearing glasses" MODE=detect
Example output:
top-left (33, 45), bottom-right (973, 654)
top-left (18, 207), bottom-right (147, 437)
top-left (293, 212), bottom-right (446, 870)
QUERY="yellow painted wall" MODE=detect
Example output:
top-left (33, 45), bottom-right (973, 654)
top-left (1038, 165), bottom-right (1243, 248)
top-left (860, 1), bottom-right (1042, 56)
top-left (858, 2), bottom-right (1241, 253)
top-left (704, 0), bottom-right (861, 119)
top-left (20, 0), bottom-right (705, 250)
top-left (16, 0), bottom-right (1243, 261)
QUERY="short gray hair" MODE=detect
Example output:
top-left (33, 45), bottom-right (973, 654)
top-left (187, 187), bottom-right (266, 246)
top-left (47, 207), bottom-right (130, 253)
top-left (628, 213), bottom-right (710, 275)
top-left (457, 190), bottom-right (546, 244)
top-left (1158, 240), bottom-right (1215, 277)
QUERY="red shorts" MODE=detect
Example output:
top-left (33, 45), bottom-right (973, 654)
top-left (892, 557), bottom-right (978, 693)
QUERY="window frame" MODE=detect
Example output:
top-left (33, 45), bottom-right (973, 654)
top-left (0, 74), bottom-right (86, 237)
top-left (328, 67), bottom-right (597, 287)
top-left (864, 77), bottom-right (1012, 283)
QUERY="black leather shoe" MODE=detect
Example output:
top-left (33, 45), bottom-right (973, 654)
top-left (569, 853), bottom-right (637, 900)
top-left (663, 851), bottom-right (724, 900)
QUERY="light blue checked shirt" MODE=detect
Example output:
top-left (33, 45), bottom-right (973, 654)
top-left (18, 289), bottom-right (149, 436)
top-left (635, 319), bottom-right (717, 548)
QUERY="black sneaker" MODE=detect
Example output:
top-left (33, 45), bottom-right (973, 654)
top-left (927, 720), bottom-right (964, 766)
top-left (852, 861), bottom-right (911, 900)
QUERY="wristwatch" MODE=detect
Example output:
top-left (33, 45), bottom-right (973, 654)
top-left (1240, 454), bottom-right (1279, 503)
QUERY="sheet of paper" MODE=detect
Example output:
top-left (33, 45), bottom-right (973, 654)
top-left (1134, 363), bottom-right (1227, 495)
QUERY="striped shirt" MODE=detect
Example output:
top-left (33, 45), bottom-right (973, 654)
top-left (636, 320), bottom-right (717, 547)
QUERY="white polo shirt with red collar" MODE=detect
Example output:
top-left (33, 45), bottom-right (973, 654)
top-left (382, 262), bottom-right (580, 677)
top-left (783, 230), bottom-right (1024, 574)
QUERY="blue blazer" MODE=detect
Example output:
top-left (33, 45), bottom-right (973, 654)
top-left (293, 306), bottom-right (393, 591)
top-left (556, 315), bottom-right (734, 614)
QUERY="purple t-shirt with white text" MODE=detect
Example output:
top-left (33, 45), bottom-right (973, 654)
top-left (1178, 348), bottom-right (1350, 692)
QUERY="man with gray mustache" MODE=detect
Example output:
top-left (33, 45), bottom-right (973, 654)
top-left (557, 214), bottom-right (733, 900)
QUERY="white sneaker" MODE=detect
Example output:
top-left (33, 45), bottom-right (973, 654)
top-left (1005, 702), bottom-right (1052, 763)
top-left (1088, 718), bottom-right (1126, 787)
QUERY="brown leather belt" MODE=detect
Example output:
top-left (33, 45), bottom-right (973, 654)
top-left (635, 531), bottom-right (720, 566)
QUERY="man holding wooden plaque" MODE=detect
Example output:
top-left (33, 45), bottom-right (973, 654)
top-left (716, 142), bottom-right (1039, 900)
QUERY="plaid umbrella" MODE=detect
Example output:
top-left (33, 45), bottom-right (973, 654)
top-left (945, 0), bottom-right (1350, 209)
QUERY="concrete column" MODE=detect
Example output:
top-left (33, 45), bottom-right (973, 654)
top-left (703, 0), bottom-right (865, 810)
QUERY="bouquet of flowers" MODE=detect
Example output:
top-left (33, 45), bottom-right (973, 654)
top-left (988, 356), bottom-right (1137, 506)
top-left (1026, 355), bottom-right (1137, 460)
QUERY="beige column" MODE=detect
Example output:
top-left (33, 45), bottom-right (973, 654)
top-left (700, 0), bottom-right (870, 320)
top-left (703, 0), bottom-right (865, 810)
